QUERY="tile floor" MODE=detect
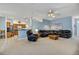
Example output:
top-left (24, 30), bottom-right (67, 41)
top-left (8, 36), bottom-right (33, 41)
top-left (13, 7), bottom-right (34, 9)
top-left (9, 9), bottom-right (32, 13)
top-left (0, 37), bottom-right (79, 55)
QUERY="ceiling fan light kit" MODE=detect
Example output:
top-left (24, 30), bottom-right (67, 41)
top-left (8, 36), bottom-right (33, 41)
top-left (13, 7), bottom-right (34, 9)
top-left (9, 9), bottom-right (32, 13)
top-left (48, 9), bottom-right (56, 18)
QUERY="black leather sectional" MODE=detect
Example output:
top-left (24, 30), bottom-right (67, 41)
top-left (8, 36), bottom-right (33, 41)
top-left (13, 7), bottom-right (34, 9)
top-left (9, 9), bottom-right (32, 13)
top-left (27, 30), bottom-right (38, 42)
top-left (38, 30), bottom-right (72, 38)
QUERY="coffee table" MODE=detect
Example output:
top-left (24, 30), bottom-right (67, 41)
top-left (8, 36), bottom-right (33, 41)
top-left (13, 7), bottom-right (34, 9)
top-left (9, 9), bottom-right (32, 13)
top-left (48, 35), bottom-right (59, 40)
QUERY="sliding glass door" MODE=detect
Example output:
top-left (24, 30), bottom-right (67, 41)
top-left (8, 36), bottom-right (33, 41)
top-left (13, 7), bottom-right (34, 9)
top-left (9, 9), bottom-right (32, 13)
top-left (76, 19), bottom-right (79, 37)
top-left (74, 18), bottom-right (79, 37)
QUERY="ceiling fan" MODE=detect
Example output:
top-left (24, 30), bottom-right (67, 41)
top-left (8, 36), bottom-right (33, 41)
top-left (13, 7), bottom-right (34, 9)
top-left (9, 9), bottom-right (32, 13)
top-left (29, 9), bottom-right (60, 21)
top-left (47, 9), bottom-right (60, 18)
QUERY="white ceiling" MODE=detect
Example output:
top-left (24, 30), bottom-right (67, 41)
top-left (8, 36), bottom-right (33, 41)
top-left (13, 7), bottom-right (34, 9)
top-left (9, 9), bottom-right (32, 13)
top-left (0, 3), bottom-right (79, 19)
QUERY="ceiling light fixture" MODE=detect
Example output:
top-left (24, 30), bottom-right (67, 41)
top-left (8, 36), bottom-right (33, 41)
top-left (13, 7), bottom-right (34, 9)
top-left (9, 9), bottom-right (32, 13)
top-left (48, 9), bottom-right (56, 18)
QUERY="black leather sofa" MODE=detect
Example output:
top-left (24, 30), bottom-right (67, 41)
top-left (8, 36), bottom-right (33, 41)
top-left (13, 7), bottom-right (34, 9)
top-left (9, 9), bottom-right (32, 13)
top-left (27, 30), bottom-right (38, 42)
top-left (58, 30), bottom-right (72, 38)
top-left (38, 30), bottom-right (72, 38)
